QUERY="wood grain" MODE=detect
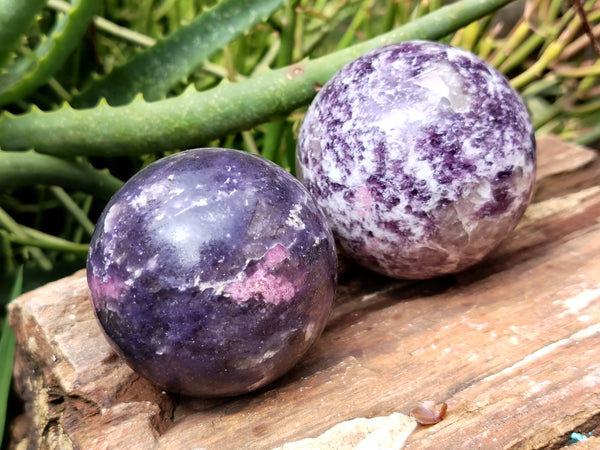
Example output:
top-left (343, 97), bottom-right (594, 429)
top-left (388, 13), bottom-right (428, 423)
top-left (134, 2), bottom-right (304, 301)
top-left (8, 135), bottom-right (600, 449)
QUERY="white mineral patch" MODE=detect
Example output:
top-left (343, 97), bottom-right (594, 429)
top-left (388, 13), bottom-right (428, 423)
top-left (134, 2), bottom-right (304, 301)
top-left (304, 321), bottom-right (316, 342)
top-left (413, 63), bottom-right (470, 113)
top-left (558, 287), bottom-right (600, 317)
top-left (274, 413), bottom-right (417, 450)
top-left (169, 187), bottom-right (185, 197)
top-left (103, 202), bottom-right (125, 234)
top-left (234, 330), bottom-right (297, 371)
top-left (286, 203), bottom-right (305, 230)
top-left (152, 219), bottom-right (202, 267)
top-left (173, 198), bottom-right (209, 217)
top-left (130, 192), bottom-right (148, 209)
top-left (193, 275), bottom-right (231, 296)
top-left (375, 107), bottom-right (424, 135)
top-left (262, 349), bottom-right (277, 359)
top-left (171, 226), bottom-right (189, 243)
top-left (323, 160), bottom-right (344, 184)
top-left (529, 379), bottom-right (551, 394)
top-left (144, 180), bottom-right (170, 202)
top-left (215, 188), bottom-right (238, 201)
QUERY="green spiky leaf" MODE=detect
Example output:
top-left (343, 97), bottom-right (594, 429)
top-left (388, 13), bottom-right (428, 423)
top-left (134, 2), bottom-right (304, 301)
top-left (0, 0), bottom-right (99, 108)
top-left (73, 0), bottom-right (289, 107)
top-left (0, 0), bottom-right (516, 157)
top-left (0, 0), bottom-right (48, 68)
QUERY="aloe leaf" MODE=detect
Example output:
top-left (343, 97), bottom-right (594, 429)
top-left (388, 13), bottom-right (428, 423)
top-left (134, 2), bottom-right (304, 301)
top-left (0, 0), bottom-right (99, 108)
top-left (0, 150), bottom-right (123, 200)
top-left (0, 0), bottom-right (517, 157)
top-left (0, 267), bottom-right (22, 448)
top-left (0, 0), bottom-right (48, 68)
top-left (73, 0), bottom-right (289, 107)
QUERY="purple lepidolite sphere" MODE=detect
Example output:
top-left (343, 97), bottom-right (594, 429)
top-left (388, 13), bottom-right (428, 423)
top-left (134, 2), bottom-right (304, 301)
top-left (297, 41), bottom-right (536, 279)
top-left (87, 149), bottom-right (337, 397)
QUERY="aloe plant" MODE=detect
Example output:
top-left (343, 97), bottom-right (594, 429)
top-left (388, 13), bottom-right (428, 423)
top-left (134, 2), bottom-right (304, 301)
top-left (0, 0), bottom-right (515, 158)
top-left (73, 0), bottom-right (290, 106)
top-left (0, 0), bottom-right (48, 67)
top-left (0, 0), bottom-right (99, 107)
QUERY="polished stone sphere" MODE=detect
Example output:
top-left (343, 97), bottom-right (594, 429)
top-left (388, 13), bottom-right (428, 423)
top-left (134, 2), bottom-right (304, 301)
top-left (297, 41), bottom-right (536, 279)
top-left (87, 149), bottom-right (337, 397)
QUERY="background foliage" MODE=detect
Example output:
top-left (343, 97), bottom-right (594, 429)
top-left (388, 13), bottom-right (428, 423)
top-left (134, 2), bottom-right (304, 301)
top-left (1, 0), bottom-right (599, 446)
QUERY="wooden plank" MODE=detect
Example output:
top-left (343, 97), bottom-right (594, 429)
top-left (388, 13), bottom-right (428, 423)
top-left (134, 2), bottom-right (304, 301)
top-left (8, 135), bottom-right (600, 449)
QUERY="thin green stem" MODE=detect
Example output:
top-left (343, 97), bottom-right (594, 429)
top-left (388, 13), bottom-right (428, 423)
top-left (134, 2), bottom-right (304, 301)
top-left (521, 73), bottom-right (559, 96)
top-left (535, 118), bottom-right (562, 137)
top-left (510, 5), bottom-right (598, 89)
top-left (567, 97), bottom-right (600, 116)
top-left (177, 0), bottom-right (196, 25)
top-left (48, 0), bottom-right (157, 47)
top-left (495, 24), bottom-right (541, 72)
top-left (249, 37), bottom-right (281, 77)
top-left (576, 123), bottom-right (600, 146)
top-left (131, 0), bottom-right (153, 33)
top-left (429, 0), bottom-right (442, 12)
top-left (0, 207), bottom-right (52, 270)
top-left (396, 0), bottom-right (409, 25)
top-left (241, 131), bottom-right (260, 155)
top-left (461, 20), bottom-right (482, 51)
top-left (263, 1), bottom-right (297, 163)
top-left (577, 72), bottom-right (600, 96)
top-left (153, 0), bottom-right (178, 22)
top-left (526, 95), bottom-right (565, 129)
top-left (380, 0), bottom-right (398, 33)
top-left (560, 21), bottom-right (600, 61)
top-left (301, 7), bottom-right (353, 57)
top-left (72, 195), bottom-right (93, 244)
top-left (49, 186), bottom-right (95, 236)
top-left (6, 226), bottom-right (89, 253)
top-left (555, 62), bottom-right (600, 78)
top-left (47, 77), bottom-right (72, 103)
top-left (336, 0), bottom-right (373, 50)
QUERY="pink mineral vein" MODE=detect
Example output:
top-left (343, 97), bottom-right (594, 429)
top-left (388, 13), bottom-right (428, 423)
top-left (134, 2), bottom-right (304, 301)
top-left (225, 244), bottom-right (296, 305)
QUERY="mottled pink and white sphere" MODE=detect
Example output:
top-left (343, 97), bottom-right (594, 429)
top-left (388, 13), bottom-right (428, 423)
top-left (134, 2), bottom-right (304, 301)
top-left (87, 149), bottom-right (337, 397)
top-left (297, 41), bottom-right (536, 279)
